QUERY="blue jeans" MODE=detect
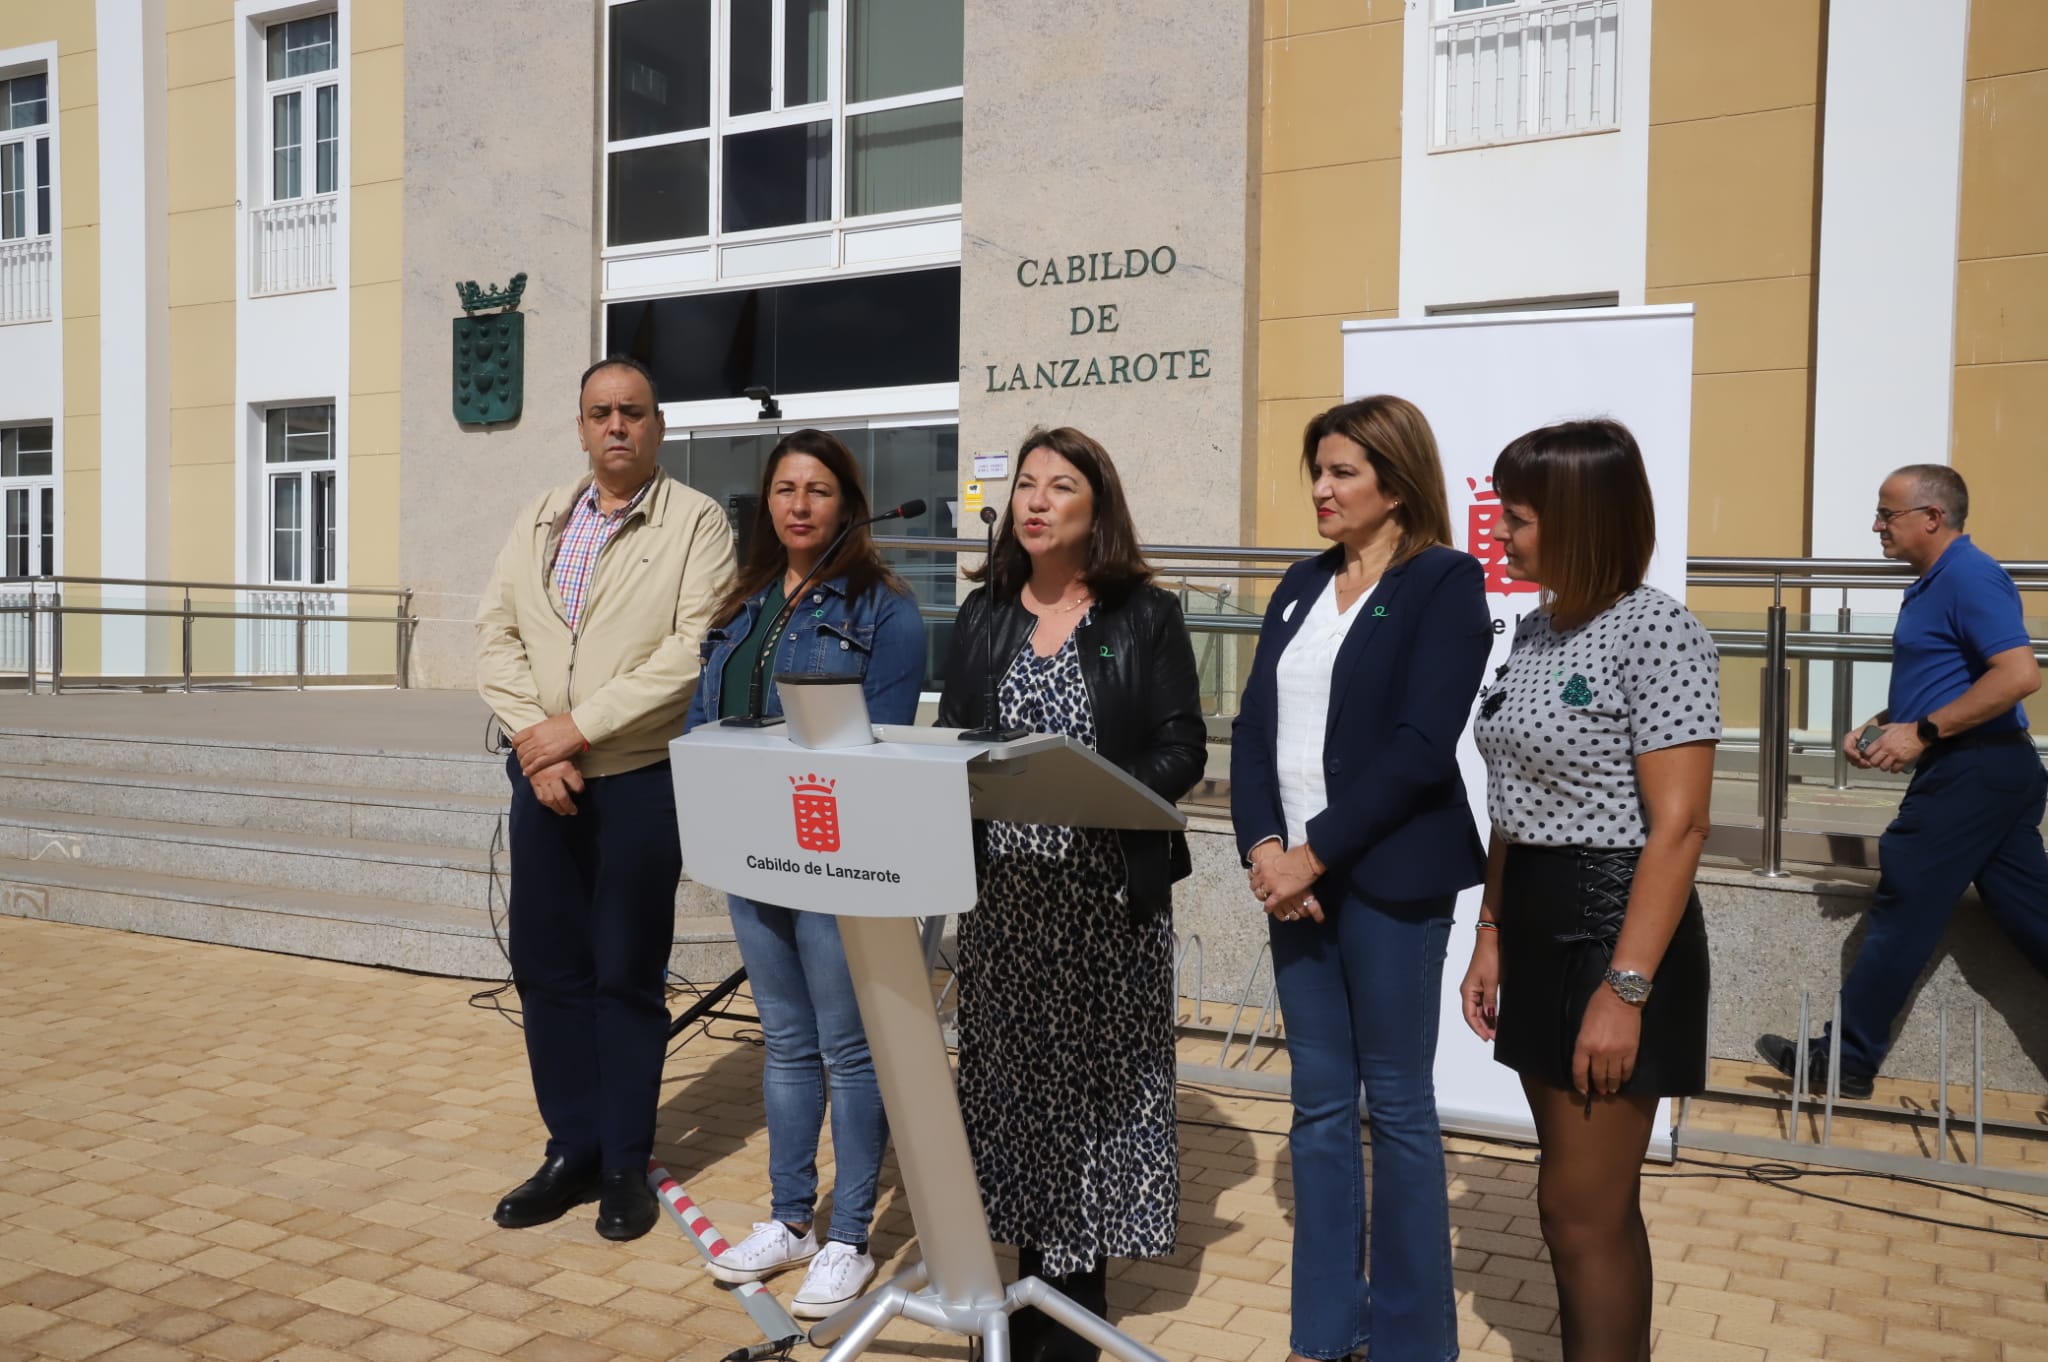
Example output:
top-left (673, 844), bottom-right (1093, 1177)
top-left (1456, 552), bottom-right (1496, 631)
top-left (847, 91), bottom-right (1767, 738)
top-left (1272, 891), bottom-right (1458, 1362)
top-left (727, 895), bottom-right (889, 1244)
top-left (1833, 739), bottom-right (2048, 1079)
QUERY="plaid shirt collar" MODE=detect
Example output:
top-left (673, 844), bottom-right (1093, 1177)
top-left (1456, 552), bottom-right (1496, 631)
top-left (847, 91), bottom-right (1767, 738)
top-left (552, 474), bottom-right (657, 630)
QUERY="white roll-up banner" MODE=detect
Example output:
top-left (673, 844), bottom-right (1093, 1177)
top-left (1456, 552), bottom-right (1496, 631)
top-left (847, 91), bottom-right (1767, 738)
top-left (1339, 305), bottom-right (1697, 1154)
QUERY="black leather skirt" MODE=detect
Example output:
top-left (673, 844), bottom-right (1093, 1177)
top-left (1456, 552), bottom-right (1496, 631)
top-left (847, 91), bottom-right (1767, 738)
top-left (1492, 843), bottom-right (1710, 1098)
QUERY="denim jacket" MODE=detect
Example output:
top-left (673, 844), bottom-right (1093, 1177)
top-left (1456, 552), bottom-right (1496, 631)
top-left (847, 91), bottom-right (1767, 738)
top-left (683, 576), bottom-right (926, 731)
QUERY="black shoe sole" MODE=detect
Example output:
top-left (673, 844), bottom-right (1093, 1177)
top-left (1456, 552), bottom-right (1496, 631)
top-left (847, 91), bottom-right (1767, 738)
top-left (492, 1186), bottom-right (600, 1229)
top-left (595, 1207), bottom-right (659, 1241)
top-left (1755, 1035), bottom-right (1874, 1100)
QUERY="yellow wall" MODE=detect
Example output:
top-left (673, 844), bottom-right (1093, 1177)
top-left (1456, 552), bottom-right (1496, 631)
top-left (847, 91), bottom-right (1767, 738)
top-left (348, 0), bottom-right (401, 671)
top-left (165, 0), bottom-right (235, 588)
top-left (1645, 0), bottom-right (1823, 584)
top-left (1252, 0), bottom-right (1403, 552)
top-left (1952, 0), bottom-right (2048, 572)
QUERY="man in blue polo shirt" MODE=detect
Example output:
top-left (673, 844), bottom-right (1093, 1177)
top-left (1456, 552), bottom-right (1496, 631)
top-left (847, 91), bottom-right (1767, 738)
top-left (1758, 464), bottom-right (2045, 1098)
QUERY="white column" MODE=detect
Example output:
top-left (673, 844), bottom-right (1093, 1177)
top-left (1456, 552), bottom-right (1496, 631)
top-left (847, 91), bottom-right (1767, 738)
top-left (96, 0), bottom-right (171, 675)
top-left (1808, 1), bottom-right (1972, 559)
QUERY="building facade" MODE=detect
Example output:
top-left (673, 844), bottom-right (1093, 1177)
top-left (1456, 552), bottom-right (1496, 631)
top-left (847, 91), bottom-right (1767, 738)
top-left (0, 0), bottom-right (2041, 689)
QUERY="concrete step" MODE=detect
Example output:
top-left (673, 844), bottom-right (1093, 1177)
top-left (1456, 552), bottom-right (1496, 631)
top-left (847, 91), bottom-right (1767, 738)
top-left (0, 760), bottom-right (508, 849)
top-left (0, 806), bottom-right (737, 919)
top-left (0, 727), bottom-right (506, 798)
top-left (0, 856), bottom-right (741, 982)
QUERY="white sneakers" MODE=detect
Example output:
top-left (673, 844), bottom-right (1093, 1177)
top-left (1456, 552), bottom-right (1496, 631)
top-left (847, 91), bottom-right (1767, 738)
top-left (791, 1241), bottom-right (877, 1319)
top-left (707, 1221), bottom-right (817, 1284)
top-left (705, 1222), bottom-right (876, 1320)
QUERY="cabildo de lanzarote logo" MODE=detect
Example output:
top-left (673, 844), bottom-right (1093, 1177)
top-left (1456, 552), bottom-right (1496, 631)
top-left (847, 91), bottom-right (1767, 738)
top-left (790, 773), bottom-right (841, 853)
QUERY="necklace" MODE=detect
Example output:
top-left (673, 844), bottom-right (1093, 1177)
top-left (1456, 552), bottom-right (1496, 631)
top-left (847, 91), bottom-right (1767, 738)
top-left (1025, 588), bottom-right (1092, 616)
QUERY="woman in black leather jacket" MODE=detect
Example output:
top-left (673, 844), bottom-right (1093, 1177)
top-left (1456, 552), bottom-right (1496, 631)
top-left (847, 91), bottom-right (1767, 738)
top-left (937, 426), bottom-right (1205, 1362)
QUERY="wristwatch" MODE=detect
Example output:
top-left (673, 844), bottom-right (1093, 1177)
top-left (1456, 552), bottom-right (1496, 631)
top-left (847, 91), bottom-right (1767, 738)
top-left (1603, 967), bottom-right (1652, 1006)
top-left (1916, 717), bottom-right (1941, 745)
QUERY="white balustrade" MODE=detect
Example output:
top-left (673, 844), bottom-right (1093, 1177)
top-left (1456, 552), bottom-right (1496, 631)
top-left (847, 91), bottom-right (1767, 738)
top-left (1433, 0), bottom-right (1621, 150)
top-left (0, 236), bottom-right (53, 325)
top-left (250, 196), bottom-right (339, 296)
top-left (248, 589), bottom-right (341, 676)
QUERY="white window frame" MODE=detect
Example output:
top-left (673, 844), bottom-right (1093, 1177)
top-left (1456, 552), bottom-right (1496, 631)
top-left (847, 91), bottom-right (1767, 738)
top-left (0, 66), bottom-right (52, 242)
top-left (261, 10), bottom-right (340, 205)
top-left (259, 401), bottom-right (342, 588)
top-left (0, 422), bottom-right (57, 579)
top-left (602, 0), bottom-right (963, 291)
top-left (1429, 0), bottom-right (1622, 152)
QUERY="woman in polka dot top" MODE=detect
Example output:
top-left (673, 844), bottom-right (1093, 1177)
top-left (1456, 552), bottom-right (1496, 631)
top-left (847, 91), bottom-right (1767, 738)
top-left (1459, 418), bottom-right (1721, 1362)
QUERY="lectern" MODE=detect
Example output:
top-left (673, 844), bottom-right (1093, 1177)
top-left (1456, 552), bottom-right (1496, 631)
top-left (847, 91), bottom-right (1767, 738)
top-left (670, 721), bottom-right (1185, 1362)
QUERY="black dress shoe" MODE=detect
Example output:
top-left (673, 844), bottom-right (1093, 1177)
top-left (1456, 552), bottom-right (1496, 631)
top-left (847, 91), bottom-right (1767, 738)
top-left (595, 1168), bottom-right (659, 1241)
top-left (1756, 1033), bottom-right (1875, 1101)
top-left (492, 1155), bottom-right (599, 1229)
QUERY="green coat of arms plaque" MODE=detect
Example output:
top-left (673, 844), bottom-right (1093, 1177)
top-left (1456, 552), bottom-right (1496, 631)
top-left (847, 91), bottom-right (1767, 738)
top-left (453, 273), bottom-right (527, 425)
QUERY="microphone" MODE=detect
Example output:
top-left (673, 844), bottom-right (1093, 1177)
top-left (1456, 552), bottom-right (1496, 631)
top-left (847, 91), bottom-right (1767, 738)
top-left (959, 503), bottom-right (1029, 743)
top-left (725, 499), bottom-right (926, 728)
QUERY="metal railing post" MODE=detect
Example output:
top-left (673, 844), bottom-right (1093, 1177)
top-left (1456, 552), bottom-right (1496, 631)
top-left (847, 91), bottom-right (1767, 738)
top-left (294, 592), bottom-right (307, 691)
top-left (181, 587), bottom-right (193, 693)
top-left (1831, 603), bottom-right (1855, 789)
top-left (24, 589), bottom-right (36, 696)
top-left (1755, 581), bottom-right (1791, 877)
top-left (50, 593), bottom-right (62, 694)
top-left (397, 589), bottom-right (414, 689)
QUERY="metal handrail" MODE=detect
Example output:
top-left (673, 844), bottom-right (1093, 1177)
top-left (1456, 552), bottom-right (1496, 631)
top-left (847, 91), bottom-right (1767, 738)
top-left (0, 577), bottom-right (416, 694)
top-left (0, 574), bottom-right (411, 598)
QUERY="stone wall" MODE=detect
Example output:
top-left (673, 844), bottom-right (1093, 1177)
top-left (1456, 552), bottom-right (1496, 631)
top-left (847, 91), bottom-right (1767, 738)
top-left (398, 0), bottom-right (602, 689)
top-left (956, 0), bottom-right (1259, 548)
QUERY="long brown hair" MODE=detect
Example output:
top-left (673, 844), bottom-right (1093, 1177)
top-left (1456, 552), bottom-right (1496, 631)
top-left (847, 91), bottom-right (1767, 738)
top-left (1492, 418), bottom-right (1655, 626)
top-left (965, 426), bottom-right (1153, 599)
top-left (1299, 396), bottom-right (1454, 566)
top-left (710, 429), bottom-right (906, 627)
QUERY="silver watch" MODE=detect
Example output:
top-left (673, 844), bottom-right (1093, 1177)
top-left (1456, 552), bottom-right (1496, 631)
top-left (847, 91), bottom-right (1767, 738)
top-left (1603, 968), bottom-right (1652, 1005)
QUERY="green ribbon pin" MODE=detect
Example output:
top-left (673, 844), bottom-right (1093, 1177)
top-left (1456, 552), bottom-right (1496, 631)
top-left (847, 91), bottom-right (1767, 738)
top-left (1372, 604), bottom-right (1387, 617)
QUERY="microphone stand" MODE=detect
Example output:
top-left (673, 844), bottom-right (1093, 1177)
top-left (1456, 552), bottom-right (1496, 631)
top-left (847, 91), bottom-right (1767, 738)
top-left (959, 505), bottom-right (1029, 743)
top-left (724, 501), bottom-right (921, 729)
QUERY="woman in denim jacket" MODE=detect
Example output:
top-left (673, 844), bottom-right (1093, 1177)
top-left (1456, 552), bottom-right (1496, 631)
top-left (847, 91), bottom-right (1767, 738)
top-left (682, 429), bottom-right (925, 1316)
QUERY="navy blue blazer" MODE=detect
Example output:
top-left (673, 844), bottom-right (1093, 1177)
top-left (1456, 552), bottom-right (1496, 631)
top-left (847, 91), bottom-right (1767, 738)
top-left (1230, 542), bottom-right (1492, 905)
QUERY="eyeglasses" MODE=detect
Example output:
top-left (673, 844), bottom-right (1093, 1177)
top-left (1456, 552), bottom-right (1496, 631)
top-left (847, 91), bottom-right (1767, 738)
top-left (1873, 504), bottom-right (1940, 526)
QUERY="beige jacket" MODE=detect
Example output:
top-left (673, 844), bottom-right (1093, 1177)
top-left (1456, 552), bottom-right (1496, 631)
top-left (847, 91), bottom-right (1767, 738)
top-left (476, 469), bottom-right (737, 777)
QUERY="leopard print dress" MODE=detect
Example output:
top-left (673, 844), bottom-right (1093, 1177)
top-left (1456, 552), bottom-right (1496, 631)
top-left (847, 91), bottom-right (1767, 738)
top-left (954, 619), bottom-right (1181, 1277)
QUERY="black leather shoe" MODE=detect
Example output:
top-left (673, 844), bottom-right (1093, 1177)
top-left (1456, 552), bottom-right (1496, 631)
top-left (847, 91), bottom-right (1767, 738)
top-left (492, 1155), bottom-right (599, 1229)
top-left (595, 1168), bottom-right (659, 1241)
top-left (1756, 1033), bottom-right (1875, 1101)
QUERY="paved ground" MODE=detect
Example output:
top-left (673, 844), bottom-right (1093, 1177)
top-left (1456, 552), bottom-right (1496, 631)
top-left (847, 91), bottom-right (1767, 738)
top-left (3, 916), bottom-right (2047, 1362)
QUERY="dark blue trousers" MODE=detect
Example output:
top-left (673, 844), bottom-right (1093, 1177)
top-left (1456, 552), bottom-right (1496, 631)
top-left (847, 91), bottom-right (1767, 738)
top-left (506, 755), bottom-right (680, 1172)
top-left (1836, 738), bottom-right (2048, 1079)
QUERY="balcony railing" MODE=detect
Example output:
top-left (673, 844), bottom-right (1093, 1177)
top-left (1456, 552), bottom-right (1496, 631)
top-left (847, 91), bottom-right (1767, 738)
top-left (251, 195), bottom-right (338, 296)
top-left (1432, 0), bottom-right (1621, 150)
top-left (0, 235), bottom-right (53, 324)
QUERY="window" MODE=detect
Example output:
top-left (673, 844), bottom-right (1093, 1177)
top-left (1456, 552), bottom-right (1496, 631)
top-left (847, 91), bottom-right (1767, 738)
top-left (659, 418), bottom-right (958, 684)
top-left (605, 0), bottom-right (963, 250)
top-left (607, 265), bottom-right (959, 401)
top-left (0, 423), bottom-right (55, 578)
top-left (264, 14), bottom-right (339, 202)
top-left (0, 71), bottom-right (51, 241)
top-left (263, 404), bottom-right (337, 585)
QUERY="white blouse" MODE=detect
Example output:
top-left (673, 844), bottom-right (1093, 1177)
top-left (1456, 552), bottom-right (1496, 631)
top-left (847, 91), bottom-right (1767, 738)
top-left (1273, 576), bottom-right (1375, 849)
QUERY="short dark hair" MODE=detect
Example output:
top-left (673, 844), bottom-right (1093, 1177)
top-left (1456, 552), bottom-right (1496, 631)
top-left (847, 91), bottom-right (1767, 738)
top-left (711, 428), bottom-right (906, 628)
top-left (578, 355), bottom-right (660, 406)
top-left (966, 427), bottom-right (1153, 599)
top-left (1299, 395), bottom-right (1455, 566)
top-left (1493, 418), bottom-right (1656, 626)
top-left (1891, 463), bottom-right (1969, 529)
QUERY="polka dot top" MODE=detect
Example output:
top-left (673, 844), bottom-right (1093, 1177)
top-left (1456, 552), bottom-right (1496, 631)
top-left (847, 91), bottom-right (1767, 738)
top-left (1473, 585), bottom-right (1721, 849)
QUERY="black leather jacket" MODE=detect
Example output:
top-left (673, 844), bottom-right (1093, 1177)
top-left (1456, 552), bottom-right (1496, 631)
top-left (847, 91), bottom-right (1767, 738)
top-left (937, 581), bottom-right (1207, 918)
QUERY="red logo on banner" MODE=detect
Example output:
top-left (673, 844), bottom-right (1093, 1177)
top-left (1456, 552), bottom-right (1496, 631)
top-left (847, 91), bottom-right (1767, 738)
top-left (790, 774), bottom-right (842, 853)
top-left (1467, 477), bottom-right (1538, 596)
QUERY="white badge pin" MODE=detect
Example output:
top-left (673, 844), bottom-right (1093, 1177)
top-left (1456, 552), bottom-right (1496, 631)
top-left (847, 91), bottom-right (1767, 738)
top-left (1282, 599), bottom-right (1298, 623)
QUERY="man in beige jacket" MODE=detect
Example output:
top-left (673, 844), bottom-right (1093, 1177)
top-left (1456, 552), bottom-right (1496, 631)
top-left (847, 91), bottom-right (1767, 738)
top-left (475, 356), bottom-right (735, 1241)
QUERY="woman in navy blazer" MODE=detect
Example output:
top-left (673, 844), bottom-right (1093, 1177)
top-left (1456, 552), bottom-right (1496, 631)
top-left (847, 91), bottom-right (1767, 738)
top-left (1231, 396), bottom-right (1491, 1362)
